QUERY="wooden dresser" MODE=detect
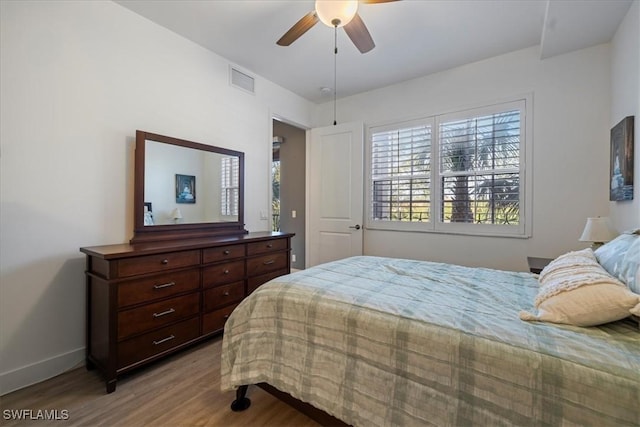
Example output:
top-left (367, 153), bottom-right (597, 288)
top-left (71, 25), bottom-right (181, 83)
top-left (80, 231), bottom-right (293, 393)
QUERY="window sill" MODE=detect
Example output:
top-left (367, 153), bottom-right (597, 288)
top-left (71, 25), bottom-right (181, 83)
top-left (365, 223), bottom-right (531, 239)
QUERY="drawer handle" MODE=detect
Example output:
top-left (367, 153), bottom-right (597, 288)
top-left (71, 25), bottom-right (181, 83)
top-left (153, 335), bottom-right (175, 345)
top-left (223, 250), bottom-right (230, 255)
top-left (153, 308), bottom-right (175, 318)
top-left (266, 244), bottom-right (273, 249)
top-left (223, 269), bottom-right (230, 275)
top-left (161, 259), bottom-right (169, 265)
top-left (263, 260), bottom-right (275, 265)
top-left (223, 291), bottom-right (230, 296)
top-left (153, 281), bottom-right (175, 290)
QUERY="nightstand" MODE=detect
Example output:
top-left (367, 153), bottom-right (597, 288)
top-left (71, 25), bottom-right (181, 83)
top-left (527, 257), bottom-right (553, 274)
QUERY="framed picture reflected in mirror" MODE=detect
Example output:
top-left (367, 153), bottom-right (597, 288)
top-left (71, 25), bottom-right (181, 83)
top-left (176, 174), bottom-right (196, 204)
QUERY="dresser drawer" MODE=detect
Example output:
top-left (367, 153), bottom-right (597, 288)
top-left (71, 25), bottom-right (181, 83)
top-left (118, 293), bottom-right (199, 340)
top-left (247, 252), bottom-right (288, 277)
top-left (247, 239), bottom-right (288, 256)
top-left (247, 269), bottom-right (289, 295)
top-left (202, 304), bottom-right (238, 335)
top-left (118, 317), bottom-right (200, 369)
top-left (118, 269), bottom-right (200, 308)
top-left (117, 250), bottom-right (200, 278)
top-left (203, 244), bottom-right (246, 264)
top-left (202, 260), bottom-right (245, 287)
top-left (203, 281), bottom-right (244, 312)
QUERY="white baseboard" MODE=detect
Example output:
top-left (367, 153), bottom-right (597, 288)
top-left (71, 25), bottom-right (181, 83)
top-left (0, 347), bottom-right (85, 396)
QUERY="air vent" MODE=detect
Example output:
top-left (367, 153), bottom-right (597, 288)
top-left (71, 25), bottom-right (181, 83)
top-left (230, 66), bottom-right (255, 94)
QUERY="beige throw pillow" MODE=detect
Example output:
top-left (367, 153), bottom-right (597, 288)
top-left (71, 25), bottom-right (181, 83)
top-left (520, 249), bottom-right (640, 326)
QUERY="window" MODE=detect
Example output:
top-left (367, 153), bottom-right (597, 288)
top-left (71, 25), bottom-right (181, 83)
top-left (439, 107), bottom-right (521, 225)
top-left (371, 122), bottom-right (432, 223)
top-left (272, 158), bottom-right (281, 232)
top-left (221, 156), bottom-right (239, 216)
top-left (367, 98), bottom-right (530, 237)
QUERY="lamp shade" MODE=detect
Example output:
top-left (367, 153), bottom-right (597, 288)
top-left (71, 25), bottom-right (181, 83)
top-left (579, 217), bottom-right (617, 243)
top-left (315, 0), bottom-right (358, 28)
top-left (171, 208), bottom-right (183, 220)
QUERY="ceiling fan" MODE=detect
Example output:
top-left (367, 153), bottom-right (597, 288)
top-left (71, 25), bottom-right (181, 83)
top-left (276, 0), bottom-right (399, 54)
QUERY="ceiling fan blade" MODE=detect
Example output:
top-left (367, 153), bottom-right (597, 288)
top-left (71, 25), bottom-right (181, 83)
top-left (361, 0), bottom-right (400, 3)
top-left (276, 11), bottom-right (319, 46)
top-left (344, 13), bottom-right (375, 53)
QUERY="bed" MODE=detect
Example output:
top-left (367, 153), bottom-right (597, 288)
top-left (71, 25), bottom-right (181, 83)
top-left (221, 237), bottom-right (640, 426)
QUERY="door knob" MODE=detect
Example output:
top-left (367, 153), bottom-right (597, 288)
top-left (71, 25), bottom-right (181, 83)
top-left (349, 224), bottom-right (361, 230)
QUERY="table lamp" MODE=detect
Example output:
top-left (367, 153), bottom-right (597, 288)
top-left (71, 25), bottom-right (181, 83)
top-left (579, 217), bottom-right (617, 249)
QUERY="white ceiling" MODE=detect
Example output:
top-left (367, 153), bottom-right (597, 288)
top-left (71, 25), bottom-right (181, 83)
top-left (115, 0), bottom-right (633, 104)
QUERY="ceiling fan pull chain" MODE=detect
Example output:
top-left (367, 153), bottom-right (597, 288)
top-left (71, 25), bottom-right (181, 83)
top-left (333, 25), bottom-right (338, 126)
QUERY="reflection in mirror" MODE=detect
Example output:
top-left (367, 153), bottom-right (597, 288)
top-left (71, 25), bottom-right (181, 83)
top-left (144, 141), bottom-right (239, 226)
top-left (132, 130), bottom-right (246, 244)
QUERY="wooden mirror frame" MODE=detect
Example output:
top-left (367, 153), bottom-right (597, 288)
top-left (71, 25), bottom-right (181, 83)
top-left (131, 130), bottom-right (247, 244)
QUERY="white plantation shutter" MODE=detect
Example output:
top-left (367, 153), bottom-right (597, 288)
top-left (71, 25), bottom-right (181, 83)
top-left (367, 97), bottom-right (529, 237)
top-left (439, 107), bottom-right (521, 225)
top-left (371, 123), bottom-right (432, 223)
top-left (221, 156), bottom-right (239, 216)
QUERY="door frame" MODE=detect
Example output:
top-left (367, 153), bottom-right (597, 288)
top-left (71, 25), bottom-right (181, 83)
top-left (270, 113), bottom-right (310, 270)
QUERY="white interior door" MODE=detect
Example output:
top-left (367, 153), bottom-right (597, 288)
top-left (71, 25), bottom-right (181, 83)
top-left (307, 121), bottom-right (364, 267)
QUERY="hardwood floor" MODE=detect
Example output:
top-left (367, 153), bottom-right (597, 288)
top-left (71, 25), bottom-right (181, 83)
top-left (0, 337), bottom-right (319, 426)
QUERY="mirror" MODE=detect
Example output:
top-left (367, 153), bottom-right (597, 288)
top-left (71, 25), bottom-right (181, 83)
top-left (132, 130), bottom-right (246, 243)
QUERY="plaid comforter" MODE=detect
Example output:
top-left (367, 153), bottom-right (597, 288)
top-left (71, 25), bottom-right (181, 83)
top-left (221, 256), bottom-right (640, 426)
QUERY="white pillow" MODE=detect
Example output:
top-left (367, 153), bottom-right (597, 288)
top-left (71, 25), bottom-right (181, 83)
top-left (520, 248), bottom-right (640, 327)
top-left (594, 230), bottom-right (639, 291)
top-left (619, 237), bottom-right (640, 293)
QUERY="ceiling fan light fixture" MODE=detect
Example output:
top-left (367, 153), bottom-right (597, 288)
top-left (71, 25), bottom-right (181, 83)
top-left (315, 0), bottom-right (358, 28)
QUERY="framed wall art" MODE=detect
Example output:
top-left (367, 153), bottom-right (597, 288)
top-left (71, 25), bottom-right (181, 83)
top-left (610, 116), bottom-right (634, 201)
top-left (176, 174), bottom-right (196, 204)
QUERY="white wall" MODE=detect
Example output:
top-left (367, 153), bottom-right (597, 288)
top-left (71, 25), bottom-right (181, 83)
top-left (610, 0), bottom-right (640, 229)
top-left (314, 44), bottom-right (613, 271)
top-left (0, 0), bottom-right (313, 395)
